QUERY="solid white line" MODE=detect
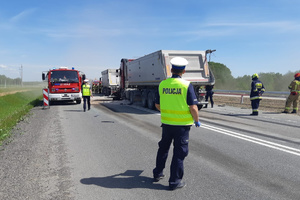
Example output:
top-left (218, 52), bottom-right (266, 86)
top-left (201, 124), bottom-right (300, 157)
top-left (130, 104), bottom-right (300, 156)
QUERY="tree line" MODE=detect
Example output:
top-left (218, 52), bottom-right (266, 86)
top-left (1, 62), bottom-right (299, 91)
top-left (0, 75), bottom-right (45, 87)
top-left (0, 75), bottom-right (22, 86)
top-left (209, 62), bottom-right (300, 91)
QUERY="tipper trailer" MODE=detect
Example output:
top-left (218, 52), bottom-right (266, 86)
top-left (100, 69), bottom-right (121, 96)
top-left (103, 50), bottom-right (215, 110)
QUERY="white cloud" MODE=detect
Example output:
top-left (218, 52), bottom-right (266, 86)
top-left (205, 21), bottom-right (300, 32)
top-left (10, 8), bottom-right (36, 23)
top-left (0, 64), bottom-right (7, 69)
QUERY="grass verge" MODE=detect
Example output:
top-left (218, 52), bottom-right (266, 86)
top-left (0, 88), bottom-right (43, 145)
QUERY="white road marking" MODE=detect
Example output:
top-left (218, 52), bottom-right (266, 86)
top-left (201, 124), bottom-right (300, 157)
top-left (129, 104), bottom-right (300, 156)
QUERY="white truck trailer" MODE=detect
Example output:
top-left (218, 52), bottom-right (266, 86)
top-left (100, 69), bottom-right (121, 96)
top-left (108, 50), bottom-right (215, 110)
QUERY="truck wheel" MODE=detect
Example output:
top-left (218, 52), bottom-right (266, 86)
top-left (76, 100), bottom-right (81, 104)
top-left (129, 91), bottom-right (134, 104)
top-left (197, 105), bottom-right (203, 110)
top-left (147, 92), bottom-right (155, 110)
top-left (106, 89), bottom-right (110, 96)
top-left (141, 91), bottom-right (148, 107)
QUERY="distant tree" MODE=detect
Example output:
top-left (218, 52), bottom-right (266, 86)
top-left (0, 74), bottom-right (22, 86)
top-left (208, 61), bottom-right (300, 91)
top-left (209, 62), bottom-right (234, 89)
top-left (258, 72), bottom-right (280, 91)
top-left (235, 75), bottom-right (251, 90)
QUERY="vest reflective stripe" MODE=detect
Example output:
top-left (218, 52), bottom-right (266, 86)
top-left (159, 78), bottom-right (193, 125)
top-left (82, 85), bottom-right (91, 96)
top-left (161, 116), bottom-right (194, 122)
top-left (250, 96), bottom-right (262, 100)
top-left (160, 109), bottom-right (191, 115)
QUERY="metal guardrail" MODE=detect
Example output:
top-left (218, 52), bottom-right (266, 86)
top-left (214, 90), bottom-right (289, 96)
top-left (214, 90), bottom-right (289, 104)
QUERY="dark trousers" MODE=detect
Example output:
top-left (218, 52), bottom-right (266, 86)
top-left (153, 124), bottom-right (190, 186)
top-left (205, 91), bottom-right (214, 106)
top-left (83, 96), bottom-right (90, 110)
top-left (251, 99), bottom-right (261, 113)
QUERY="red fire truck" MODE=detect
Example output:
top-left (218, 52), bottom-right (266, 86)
top-left (42, 67), bottom-right (85, 104)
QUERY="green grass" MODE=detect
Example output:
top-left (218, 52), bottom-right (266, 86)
top-left (0, 88), bottom-right (43, 145)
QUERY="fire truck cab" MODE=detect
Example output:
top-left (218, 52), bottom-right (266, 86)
top-left (42, 67), bottom-right (85, 104)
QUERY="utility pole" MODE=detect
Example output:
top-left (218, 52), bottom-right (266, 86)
top-left (20, 65), bottom-right (23, 87)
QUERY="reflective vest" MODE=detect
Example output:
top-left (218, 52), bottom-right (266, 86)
top-left (250, 79), bottom-right (265, 100)
top-left (159, 78), bottom-right (194, 125)
top-left (289, 80), bottom-right (300, 93)
top-left (82, 84), bottom-right (91, 96)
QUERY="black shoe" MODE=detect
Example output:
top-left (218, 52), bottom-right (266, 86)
top-left (282, 110), bottom-right (289, 113)
top-left (153, 174), bottom-right (165, 182)
top-left (250, 112), bottom-right (258, 116)
top-left (88, 108), bottom-right (90, 111)
top-left (291, 110), bottom-right (297, 114)
top-left (84, 109), bottom-right (86, 112)
top-left (169, 181), bottom-right (186, 190)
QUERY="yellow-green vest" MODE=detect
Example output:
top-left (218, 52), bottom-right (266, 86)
top-left (82, 84), bottom-right (91, 96)
top-left (159, 78), bottom-right (194, 125)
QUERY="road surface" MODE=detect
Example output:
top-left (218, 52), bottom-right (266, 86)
top-left (1, 96), bottom-right (300, 200)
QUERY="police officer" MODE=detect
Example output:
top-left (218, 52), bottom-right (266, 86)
top-left (250, 73), bottom-right (265, 115)
top-left (82, 79), bottom-right (93, 112)
top-left (153, 57), bottom-right (201, 190)
top-left (282, 73), bottom-right (300, 114)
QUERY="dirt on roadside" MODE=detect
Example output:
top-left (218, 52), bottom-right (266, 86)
top-left (0, 90), bottom-right (30, 97)
top-left (213, 95), bottom-right (298, 114)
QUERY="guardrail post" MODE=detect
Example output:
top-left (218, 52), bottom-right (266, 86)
top-left (240, 94), bottom-right (244, 104)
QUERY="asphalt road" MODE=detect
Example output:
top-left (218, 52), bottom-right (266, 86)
top-left (1, 96), bottom-right (300, 200)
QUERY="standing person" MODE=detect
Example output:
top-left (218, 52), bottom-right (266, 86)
top-left (82, 79), bottom-right (93, 112)
top-left (282, 73), bottom-right (300, 114)
top-left (204, 84), bottom-right (214, 108)
top-left (250, 73), bottom-right (265, 116)
top-left (153, 57), bottom-right (201, 190)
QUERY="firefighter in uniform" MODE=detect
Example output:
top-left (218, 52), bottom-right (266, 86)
top-left (153, 57), bottom-right (201, 190)
top-left (82, 79), bottom-right (93, 112)
top-left (282, 73), bottom-right (300, 114)
top-left (250, 73), bottom-right (265, 115)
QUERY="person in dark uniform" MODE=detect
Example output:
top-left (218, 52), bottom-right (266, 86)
top-left (250, 73), bottom-right (265, 115)
top-left (153, 57), bottom-right (201, 190)
top-left (204, 84), bottom-right (214, 108)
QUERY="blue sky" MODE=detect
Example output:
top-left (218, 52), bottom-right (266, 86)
top-left (0, 0), bottom-right (300, 81)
